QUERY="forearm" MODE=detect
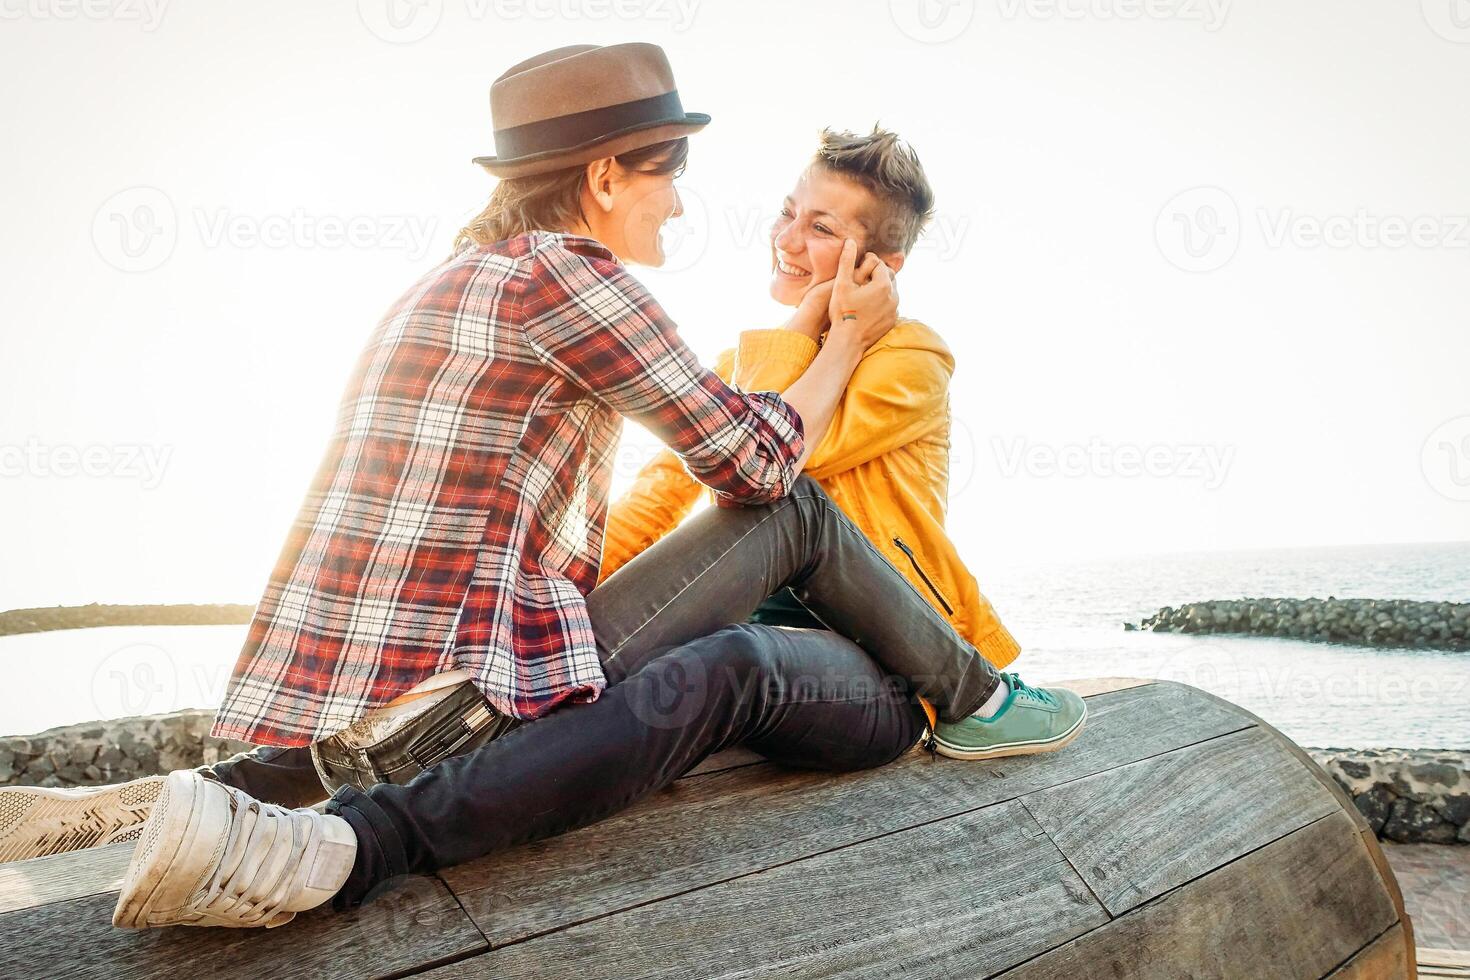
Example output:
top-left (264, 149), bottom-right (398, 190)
top-left (779, 334), bottom-right (864, 473)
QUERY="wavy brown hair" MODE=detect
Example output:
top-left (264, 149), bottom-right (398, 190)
top-left (455, 137), bottom-right (690, 251)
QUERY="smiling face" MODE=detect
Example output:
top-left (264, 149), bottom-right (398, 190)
top-left (769, 166), bottom-right (882, 306)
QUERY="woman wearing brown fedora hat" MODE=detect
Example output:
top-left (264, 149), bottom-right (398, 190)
top-left (6, 43), bottom-right (1078, 930)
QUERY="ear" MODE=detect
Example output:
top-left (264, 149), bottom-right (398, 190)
top-left (882, 252), bottom-right (905, 275)
top-left (584, 156), bottom-right (618, 214)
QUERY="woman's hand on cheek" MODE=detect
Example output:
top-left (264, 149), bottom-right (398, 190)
top-left (783, 278), bottom-right (835, 341)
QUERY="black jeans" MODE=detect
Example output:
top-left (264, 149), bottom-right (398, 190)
top-left (323, 477), bottom-right (1002, 906)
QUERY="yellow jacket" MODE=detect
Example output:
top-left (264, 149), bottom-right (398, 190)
top-left (599, 319), bottom-right (1022, 722)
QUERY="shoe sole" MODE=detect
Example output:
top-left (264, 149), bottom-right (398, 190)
top-left (930, 703), bottom-right (1089, 761)
top-left (112, 771), bottom-right (225, 929)
top-left (0, 777), bottom-right (165, 864)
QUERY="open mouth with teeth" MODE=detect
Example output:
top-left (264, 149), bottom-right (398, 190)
top-left (775, 257), bottom-right (812, 278)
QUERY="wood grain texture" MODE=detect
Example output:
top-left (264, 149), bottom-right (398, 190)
top-left (1052, 677), bottom-right (1155, 698)
top-left (1021, 725), bottom-right (1341, 915)
top-left (0, 841), bottom-right (131, 915)
top-left (423, 800), bottom-right (1107, 980)
top-left (1327, 924), bottom-right (1412, 979)
top-left (441, 682), bottom-right (1252, 946)
top-left (0, 871), bottom-right (486, 980)
top-left (1418, 947), bottom-right (1470, 979)
top-left (998, 811), bottom-right (1402, 980)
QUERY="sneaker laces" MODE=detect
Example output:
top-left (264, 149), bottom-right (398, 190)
top-left (192, 788), bottom-right (310, 927)
top-left (1004, 673), bottom-right (1058, 708)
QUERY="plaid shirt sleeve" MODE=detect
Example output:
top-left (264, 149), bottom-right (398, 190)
top-left (523, 239), bottom-right (805, 505)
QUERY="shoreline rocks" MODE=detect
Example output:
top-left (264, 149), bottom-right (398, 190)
top-left (0, 711), bottom-right (251, 788)
top-left (1309, 748), bottom-right (1470, 845)
top-left (0, 602), bottom-right (254, 637)
top-left (1126, 597), bottom-right (1469, 651)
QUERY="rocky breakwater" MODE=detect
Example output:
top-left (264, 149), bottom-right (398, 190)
top-left (1127, 597), bottom-right (1470, 651)
top-left (1310, 748), bottom-right (1470, 844)
top-left (0, 710), bottom-right (250, 788)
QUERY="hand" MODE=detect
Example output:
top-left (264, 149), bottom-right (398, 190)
top-left (783, 280), bottom-right (835, 341)
top-left (827, 239), bottom-right (898, 350)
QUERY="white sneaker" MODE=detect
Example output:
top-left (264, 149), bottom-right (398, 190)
top-left (112, 770), bottom-right (357, 929)
top-left (0, 777), bottom-right (165, 864)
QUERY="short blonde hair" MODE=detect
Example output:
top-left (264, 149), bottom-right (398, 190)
top-left (812, 126), bottom-right (935, 255)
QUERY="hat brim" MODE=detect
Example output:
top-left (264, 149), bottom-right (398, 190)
top-left (473, 112), bottom-right (710, 179)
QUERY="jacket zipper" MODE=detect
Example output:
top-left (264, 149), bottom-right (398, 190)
top-left (892, 536), bottom-right (954, 616)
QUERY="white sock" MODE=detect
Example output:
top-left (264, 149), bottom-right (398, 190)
top-left (973, 676), bottom-right (1010, 719)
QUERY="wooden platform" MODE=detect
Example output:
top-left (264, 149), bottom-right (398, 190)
top-left (0, 679), bottom-right (1418, 979)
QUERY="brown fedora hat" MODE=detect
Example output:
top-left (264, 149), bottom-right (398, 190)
top-left (474, 42), bottom-right (710, 179)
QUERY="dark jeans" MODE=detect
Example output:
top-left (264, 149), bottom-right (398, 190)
top-left (321, 476), bottom-right (1002, 906)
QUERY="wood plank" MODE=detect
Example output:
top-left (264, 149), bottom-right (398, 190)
top-left (1053, 677), bottom-right (1155, 698)
top-left (441, 682), bottom-right (1254, 946)
top-left (1020, 726), bottom-right (1340, 915)
top-left (1327, 924), bottom-right (1412, 979)
top-left (1181, 683), bottom-right (1372, 834)
top-left (0, 842), bottom-right (131, 915)
top-left (424, 800), bottom-right (1108, 980)
top-left (0, 870), bottom-right (487, 980)
top-left (997, 811), bottom-right (1402, 980)
top-left (1418, 947), bottom-right (1470, 979)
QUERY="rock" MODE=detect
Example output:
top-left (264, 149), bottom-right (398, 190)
top-left (1353, 787), bottom-right (1394, 833)
top-left (1383, 798), bottom-right (1459, 844)
top-left (1337, 760), bottom-right (1371, 781)
top-left (1436, 793), bottom-right (1470, 826)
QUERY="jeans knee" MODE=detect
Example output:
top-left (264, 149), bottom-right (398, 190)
top-left (686, 623), bottom-right (777, 693)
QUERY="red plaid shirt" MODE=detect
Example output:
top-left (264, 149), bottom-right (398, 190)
top-left (213, 232), bottom-right (805, 747)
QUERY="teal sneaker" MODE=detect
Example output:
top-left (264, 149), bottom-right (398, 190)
top-left (927, 674), bottom-right (1087, 761)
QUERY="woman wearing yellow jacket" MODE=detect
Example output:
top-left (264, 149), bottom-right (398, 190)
top-left (601, 126), bottom-right (1023, 739)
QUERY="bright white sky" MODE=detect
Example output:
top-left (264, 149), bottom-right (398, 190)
top-left (1, 0), bottom-right (1467, 610)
